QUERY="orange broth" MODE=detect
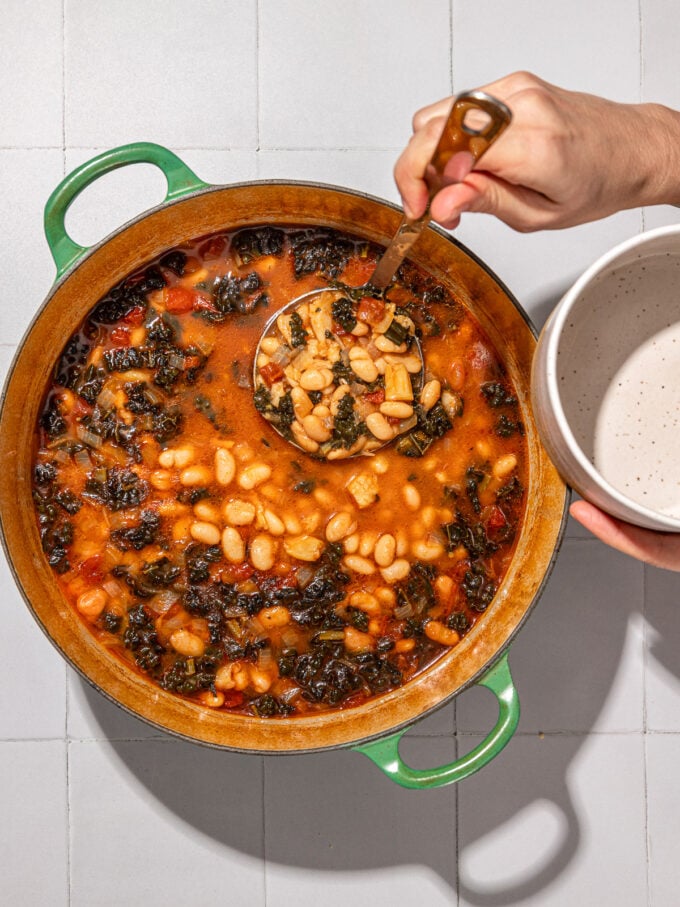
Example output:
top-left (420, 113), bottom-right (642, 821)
top-left (32, 225), bottom-right (527, 717)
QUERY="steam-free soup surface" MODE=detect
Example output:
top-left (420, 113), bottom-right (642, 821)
top-left (33, 225), bottom-right (527, 717)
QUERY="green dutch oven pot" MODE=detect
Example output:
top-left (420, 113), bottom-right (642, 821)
top-left (0, 144), bottom-right (568, 789)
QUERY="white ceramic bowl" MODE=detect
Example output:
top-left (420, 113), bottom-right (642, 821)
top-left (532, 224), bottom-right (680, 532)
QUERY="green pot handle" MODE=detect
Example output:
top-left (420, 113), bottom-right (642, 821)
top-left (354, 651), bottom-right (519, 789)
top-left (44, 142), bottom-right (211, 279)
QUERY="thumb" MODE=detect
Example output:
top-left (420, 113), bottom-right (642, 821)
top-left (429, 172), bottom-right (557, 232)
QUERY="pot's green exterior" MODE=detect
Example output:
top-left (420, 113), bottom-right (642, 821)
top-left (354, 652), bottom-right (519, 789)
top-left (44, 143), bottom-right (210, 278)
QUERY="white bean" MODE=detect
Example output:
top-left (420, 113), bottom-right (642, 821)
top-left (238, 463), bottom-right (272, 490)
top-left (365, 412), bottom-right (395, 441)
top-left (402, 484), bottom-right (421, 510)
top-left (250, 534), bottom-right (277, 571)
top-left (190, 521), bottom-right (221, 546)
top-left (493, 454), bottom-right (518, 478)
top-left (215, 448), bottom-right (236, 486)
top-left (420, 379), bottom-right (441, 412)
top-left (379, 559), bottom-right (411, 583)
top-left (224, 499), bottom-right (256, 525)
top-left (343, 554), bottom-right (376, 575)
top-left (301, 413), bottom-right (331, 443)
top-left (350, 358), bottom-right (379, 383)
top-left (180, 465), bottom-right (213, 486)
top-left (284, 535), bottom-right (325, 562)
top-left (221, 526), bottom-right (246, 563)
top-left (379, 401), bottom-right (413, 419)
top-left (374, 534), bottom-right (396, 568)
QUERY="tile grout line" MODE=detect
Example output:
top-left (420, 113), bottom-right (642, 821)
top-left (449, 0), bottom-right (455, 96)
top-left (262, 756), bottom-right (268, 907)
top-left (255, 0), bottom-right (261, 172)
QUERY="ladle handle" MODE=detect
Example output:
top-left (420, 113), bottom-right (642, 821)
top-left (369, 89), bottom-right (512, 290)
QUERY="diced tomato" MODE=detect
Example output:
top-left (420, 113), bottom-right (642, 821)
top-left (226, 563), bottom-right (255, 582)
top-left (72, 398), bottom-right (92, 418)
top-left (357, 296), bottom-right (386, 325)
top-left (198, 235), bottom-right (226, 260)
top-left (181, 256), bottom-right (202, 274)
top-left (183, 355), bottom-right (202, 370)
top-left (332, 321), bottom-right (350, 337)
top-left (363, 388), bottom-right (385, 405)
top-left (466, 341), bottom-right (492, 370)
top-left (79, 555), bottom-right (104, 583)
top-left (221, 691), bottom-right (246, 709)
top-left (486, 505), bottom-right (508, 533)
top-left (110, 326), bottom-right (130, 346)
top-left (165, 286), bottom-right (196, 314)
top-left (121, 305), bottom-right (146, 326)
top-left (192, 294), bottom-right (219, 314)
top-left (258, 361), bottom-right (285, 387)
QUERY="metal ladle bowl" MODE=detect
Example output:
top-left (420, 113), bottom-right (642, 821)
top-left (252, 90), bottom-right (512, 459)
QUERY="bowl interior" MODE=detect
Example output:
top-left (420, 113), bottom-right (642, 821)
top-left (554, 229), bottom-right (680, 527)
top-left (0, 181), bottom-right (567, 752)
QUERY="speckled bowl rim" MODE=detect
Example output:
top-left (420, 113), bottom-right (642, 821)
top-left (542, 223), bottom-right (680, 532)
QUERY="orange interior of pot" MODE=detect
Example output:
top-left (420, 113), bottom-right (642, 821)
top-left (0, 183), bottom-right (567, 752)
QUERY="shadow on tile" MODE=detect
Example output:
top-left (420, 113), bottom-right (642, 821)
top-left (74, 537), bottom-right (662, 903)
top-left (80, 679), bottom-right (458, 893)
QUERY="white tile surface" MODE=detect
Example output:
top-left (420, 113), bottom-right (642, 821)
top-left (458, 734), bottom-right (647, 906)
top-left (646, 733), bottom-right (680, 907)
top-left (457, 539), bottom-right (645, 734)
top-left (0, 552), bottom-right (67, 739)
top-left (264, 737), bottom-right (458, 905)
top-left (65, 0), bottom-right (258, 148)
top-left (0, 741), bottom-right (68, 905)
top-left (259, 0), bottom-right (451, 148)
top-left (2, 0), bottom-right (680, 901)
top-left (0, 150), bottom-right (65, 344)
top-left (644, 564), bottom-right (680, 731)
top-left (0, 0), bottom-right (64, 147)
top-left (69, 739), bottom-right (265, 905)
top-left (451, 0), bottom-right (641, 102)
top-left (257, 149), bottom-right (401, 204)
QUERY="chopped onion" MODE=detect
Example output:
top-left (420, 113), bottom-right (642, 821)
top-left (295, 565), bottom-right (315, 588)
top-left (397, 414), bottom-right (418, 433)
top-left (102, 578), bottom-right (125, 599)
top-left (280, 628), bottom-right (300, 649)
top-left (394, 601), bottom-right (413, 620)
top-left (271, 344), bottom-right (294, 367)
top-left (76, 425), bottom-right (103, 449)
top-left (258, 647), bottom-right (274, 669)
top-left (73, 448), bottom-right (93, 469)
top-left (149, 591), bottom-right (179, 614)
top-left (96, 386), bottom-right (117, 411)
top-left (168, 352), bottom-right (185, 370)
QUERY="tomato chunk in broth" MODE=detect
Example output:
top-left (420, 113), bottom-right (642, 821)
top-left (32, 225), bottom-right (527, 718)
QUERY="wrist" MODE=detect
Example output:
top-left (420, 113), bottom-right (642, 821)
top-left (631, 103), bottom-right (680, 208)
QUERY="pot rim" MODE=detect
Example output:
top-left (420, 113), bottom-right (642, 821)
top-left (541, 223), bottom-right (680, 533)
top-left (0, 175), bottom-right (569, 753)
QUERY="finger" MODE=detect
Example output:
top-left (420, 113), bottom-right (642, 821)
top-left (428, 172), bottom-right (559, 232)
top-left (412, 97), bottom-right (454, 133)
top-left (569, 501), bottom-right (680, 572)
top-left (393, 115), bottom-right (448, 218)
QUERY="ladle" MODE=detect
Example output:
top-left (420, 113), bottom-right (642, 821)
top-left (253, 89), bottom-right (512, 459)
